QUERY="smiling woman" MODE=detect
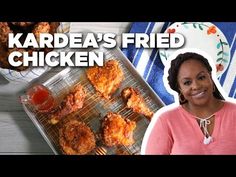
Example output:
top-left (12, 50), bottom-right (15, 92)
top-left (168, 52), bottom-right (225, 105)
top-left (141, 51), bottom-right (236, 155)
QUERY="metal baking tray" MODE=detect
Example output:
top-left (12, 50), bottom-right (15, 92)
top-left (21, 46), bottom-right (165, 155)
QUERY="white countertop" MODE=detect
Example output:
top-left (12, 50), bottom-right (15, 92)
top-left (0, 22), bottom-right (131, 154)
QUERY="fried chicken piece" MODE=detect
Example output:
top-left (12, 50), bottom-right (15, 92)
top-left (11, 22), bottom-right (35, 27)
top-left (0, 22), bottom-right (12, 44)
top-left (102, 112), bottom-right (136, 147)
top-left (121, 87), bottom-right (154, 120)
top-left (86, 60), bottom-right (124, 99)
top-left (50, 84), bottom-right (86, 125)
top-left (32, 22), bottom-right (50, 43)
top-left (49, 22), bottom-right (60, 34)
top-left (0, 22), bottom-right (59, 71)
top-left (59, 119), bottom-right (96, 155)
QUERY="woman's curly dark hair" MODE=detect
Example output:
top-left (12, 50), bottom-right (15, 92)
top-left (167, 52), bottom-right (224, 104)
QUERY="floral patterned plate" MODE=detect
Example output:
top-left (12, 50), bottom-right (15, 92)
top-left (159, 22), bottom-right (230, 77)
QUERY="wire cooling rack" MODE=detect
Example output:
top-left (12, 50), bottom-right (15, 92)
top-left (22, 46), bottom-right (164, 155)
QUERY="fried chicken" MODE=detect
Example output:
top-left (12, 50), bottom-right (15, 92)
top-left (0, 22), bottom-right (59, 71)
top-left (59, 119), bottom-right (96, 155)
top-left (121, 87), bottom-right (154, 120)
top-left (11, 22), bottom-right (35, 27)
top-left (102, 112), bottom-right (136, 147)
top-left (32, 22), bottom-right (51, 43)
top-left (0, 22), bottom-right (12, 44)
top-left (86, 59), bottom-right (124, 99)
top-left (50, 84), bottom-right (86, 125)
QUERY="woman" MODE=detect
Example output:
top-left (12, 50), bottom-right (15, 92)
top-left (142, 52), bottom-right (236, 154)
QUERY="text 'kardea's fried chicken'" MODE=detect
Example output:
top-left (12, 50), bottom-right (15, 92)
top-left (102, 112), bottom-right (136, 147)
top-left (121, 87), bottom-right (154, 120)
top-left (86, 59), bottom-right (124, 99)
top-left (59, 119), bottom-right (96, 155)
top-left (50, 84), bottom-right (86, 125)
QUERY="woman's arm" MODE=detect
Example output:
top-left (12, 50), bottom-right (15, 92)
top-left (144, 115), bottom-right (173, 155)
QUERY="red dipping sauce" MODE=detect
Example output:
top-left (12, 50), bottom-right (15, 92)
top-left (20, 84), bottom-right (56, 113)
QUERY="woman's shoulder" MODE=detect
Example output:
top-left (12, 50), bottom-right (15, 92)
top-left (156, 104), bottom-right (182, 120)
top-left (151, 105), bottom-right (184, 127)
top-left (224, 100), bottom-right (236, 110)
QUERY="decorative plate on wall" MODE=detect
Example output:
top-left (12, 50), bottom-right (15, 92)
top-left (159, 22), bottom-right (230, 77)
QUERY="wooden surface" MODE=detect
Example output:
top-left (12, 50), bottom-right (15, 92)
top-left (0, 22), bottom-right (131, 154)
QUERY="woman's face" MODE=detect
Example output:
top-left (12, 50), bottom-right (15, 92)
top-left (177, 59), bottom-right (214, 106)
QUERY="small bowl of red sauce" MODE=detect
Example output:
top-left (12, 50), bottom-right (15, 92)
top-left (20, 84), bottom-right (57, 113)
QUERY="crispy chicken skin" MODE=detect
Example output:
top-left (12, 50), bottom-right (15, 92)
top-left (0, 22), bottom-right (12, 44)
top-left (0, 22), bottom-right (59, 71)
top-left (0, 23), bottom-right (13, 70)
top-left (59, 119), bottom-right (96, 155)
top-left (102, 112), bottom-right (136, 147)
top-left (11, 22), bottom-right (35, 27)
top-left (121, 87), bottom-right (154, 120)
top-left (32, 22), bottom-right (51, 43)
top-left (50, 84), bottom-right (86, 125)
top-left (86, 60), bottom-right (124, 99)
